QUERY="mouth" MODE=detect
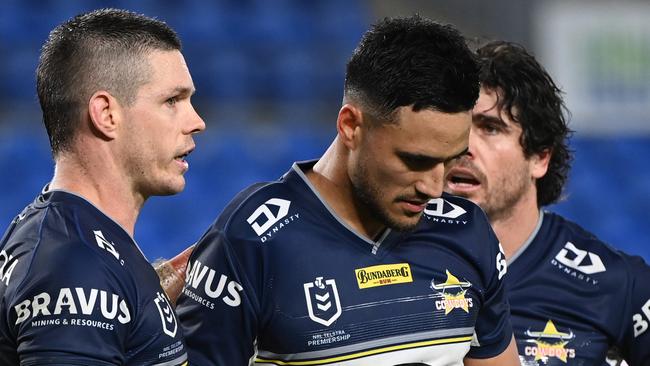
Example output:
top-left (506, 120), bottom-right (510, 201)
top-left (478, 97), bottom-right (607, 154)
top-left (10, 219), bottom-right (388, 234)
top-left (445, 167), bottom-right (481, 192)
top-left (174, 146), bottom-right (195, 170)
top-left (175, 152), bottom-right (190, 161)
top-left (401, 199), bottom-right (430, 214)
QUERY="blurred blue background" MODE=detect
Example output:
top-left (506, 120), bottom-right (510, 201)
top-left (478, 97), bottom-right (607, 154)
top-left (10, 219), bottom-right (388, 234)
top-left (0, 0), bottom-right (648, 262)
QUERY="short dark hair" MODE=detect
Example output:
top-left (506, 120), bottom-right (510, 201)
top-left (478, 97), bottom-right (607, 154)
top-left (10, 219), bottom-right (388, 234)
top-left (476, 41), bottom-right (573, 206)
top-left (344, 15), bottom-right (479, 123)
top-left (37, 8), bottom-right (182, 156)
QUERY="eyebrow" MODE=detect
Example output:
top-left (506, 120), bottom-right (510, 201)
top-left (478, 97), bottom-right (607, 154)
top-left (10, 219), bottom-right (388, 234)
top-left (473, 112), bottom-right (507, 127)
top-left (162, 86), bottom-right (196, 98)
top-left (399, 147), bottom-right (469, 164)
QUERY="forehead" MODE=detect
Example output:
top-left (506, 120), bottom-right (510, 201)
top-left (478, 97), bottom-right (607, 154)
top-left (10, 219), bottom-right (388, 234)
top-left (138, 49), bottom-right (194, 95)
top-left (378, 106), bottom-right (470, 157)
top-left (474, 88), bottom-right (518, 126)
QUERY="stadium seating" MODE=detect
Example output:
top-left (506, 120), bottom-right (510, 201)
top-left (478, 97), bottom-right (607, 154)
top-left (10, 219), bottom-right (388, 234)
top-left (0, 1), bottom-right (648, 262)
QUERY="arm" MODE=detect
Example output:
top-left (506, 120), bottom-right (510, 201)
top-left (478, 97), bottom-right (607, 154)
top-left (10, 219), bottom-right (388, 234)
top-left (619, 254), bottom-right (650, 365)
top-left (464, 336), bottom-right (520, 366)
top-left (465, 231), bottom-right (517, 361)
top-left (175, 228), bottom-right (261, 366)
top-left (154, 244), bottom-right (195, 304)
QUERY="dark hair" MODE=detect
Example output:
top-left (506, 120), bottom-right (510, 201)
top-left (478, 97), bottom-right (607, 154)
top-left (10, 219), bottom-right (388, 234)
top-left (344, 15), bottom-right (479, 123)
top-left (37, 8), bottom-right (182, 156)
top-left (476, 41), bottom-right (573, 206)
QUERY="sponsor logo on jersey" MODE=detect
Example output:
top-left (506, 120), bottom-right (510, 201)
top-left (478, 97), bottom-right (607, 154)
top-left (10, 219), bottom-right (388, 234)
top-left (550, 242), bottom-right (605, 285)
top-left (307, 329), bottom-right (351, 347)
top-left (13, 288), bottom-right (131, 328)
top-left (304, 276), bottom-right (342, 326)
top-left (496, 243), bottom-right (507, 280)
top-left (246, 198), bottom-right (300, 242)
top-left (632, 297), bottom-right (650, 337)
top-left (154, 291), bottom-right (178, 337)
top-left (0, 249), bottom-right (19, 286)
top-left (423, 198), bottom-right (468, 225)
top-left (431, 270), bottom-right (473, 314)
top-left (13, 212), bottom-right (27, 224)
top-left (184, 259), bottom-right (243, 308)
top-left (94, 230), bottom-right (124, 266)
top-left (554, 242), bottom-right (606, 274)
top-left (523, 320), bottom-right (576, 363)
top-left (355, 263), bottom-right (412, 289)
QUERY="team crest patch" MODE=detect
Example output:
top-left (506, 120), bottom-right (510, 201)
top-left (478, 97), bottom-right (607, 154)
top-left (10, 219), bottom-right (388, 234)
top-left (431, 270), bottom-right (473, 314)
top-left (303, 277), bottom-right (342, 326)
top-left (523, 320), bottom-right (576, 363)
top-left (154, 292), bottom-right (178, 337)
top-left (355, 263), bottom-right (412, 289)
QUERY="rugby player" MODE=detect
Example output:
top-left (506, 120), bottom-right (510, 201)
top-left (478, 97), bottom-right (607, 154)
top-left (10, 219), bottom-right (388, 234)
top-left (0, 8), bottom-right (205, 365)
top-left (174, 16), bottom-right (519, 366)
top-left (445, 40), bottom-right (650, 365)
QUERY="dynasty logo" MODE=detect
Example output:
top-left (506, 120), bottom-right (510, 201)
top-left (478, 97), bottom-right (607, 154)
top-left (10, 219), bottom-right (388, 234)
top-left (430, 270), bottom-right (473, 314)
top-left (355, 263), bottom-right (412, 289)
top-left (523, 320), bottom-right (576, 363)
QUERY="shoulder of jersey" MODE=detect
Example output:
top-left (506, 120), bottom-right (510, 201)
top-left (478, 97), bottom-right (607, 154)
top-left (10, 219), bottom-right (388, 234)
top-left (421, 193), bottom-right (490, 227)
top-left (1, 220), bottom-right (127, 303)
top-left (213, 180), bottom-right (297, 244)
top-left (17, 201), bottom-right (129, 271)
top-left (545, 212), bottom-right (641, 280)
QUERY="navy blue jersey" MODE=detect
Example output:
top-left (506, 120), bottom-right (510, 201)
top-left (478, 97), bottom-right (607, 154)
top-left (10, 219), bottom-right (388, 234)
top-left (176, 161), bottom-right (513, 365)
top-left (506, 211), bottom-right (650, 366)
top-left (0, 189), bottom-right (187, 365)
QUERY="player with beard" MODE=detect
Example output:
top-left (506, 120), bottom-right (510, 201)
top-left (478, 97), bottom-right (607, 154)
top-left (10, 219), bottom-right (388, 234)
top-left (174, 16), bottom-right (520, 366)
top-left (445, 41), bottom-right (650, 365)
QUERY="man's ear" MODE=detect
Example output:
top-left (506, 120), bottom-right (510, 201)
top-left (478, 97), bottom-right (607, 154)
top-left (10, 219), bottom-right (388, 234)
top-left (531, 148), bottom-right (551, 179)
top-left (336, 103), bottom-right (365, 150)
top-left (87, 91), bottom-right (122, 140)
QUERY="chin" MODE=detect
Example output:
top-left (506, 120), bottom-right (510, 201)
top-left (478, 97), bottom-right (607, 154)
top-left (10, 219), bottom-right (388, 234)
top-left (150, 178), bottom-right (186, 197)
top-left (387, 215), bottom-right (421, 232)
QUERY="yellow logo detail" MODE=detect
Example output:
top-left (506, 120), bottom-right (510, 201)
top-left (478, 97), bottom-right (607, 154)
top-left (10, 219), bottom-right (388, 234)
top-left (441, 292), bottom-right (470, 314)
top-left (355, 263), bottom-right (412, 289)
top-left (431, 270), bottom-right (473, 315)
top-left (524, 320), bottom-right (576, 363)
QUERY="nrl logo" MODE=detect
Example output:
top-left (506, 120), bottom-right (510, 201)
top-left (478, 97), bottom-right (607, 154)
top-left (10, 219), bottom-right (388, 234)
top-left (303, 277), bottom-right (342, 327)
top-left (154, 292), bottom-right (178, 337)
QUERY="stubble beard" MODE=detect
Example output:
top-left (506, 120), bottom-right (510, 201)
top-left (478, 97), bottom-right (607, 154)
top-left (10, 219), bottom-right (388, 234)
top-left (351, 164), bottom-right (420, 234)
top-left (483, 164), bottom-right (531, 222)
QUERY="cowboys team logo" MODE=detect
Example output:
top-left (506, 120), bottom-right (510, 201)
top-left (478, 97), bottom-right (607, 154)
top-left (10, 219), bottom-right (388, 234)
top-left (304, 277), bottom-right (342, 326)
top-left (523, 320), bottom-right (576, 363)
top-left (431, 270), bottom-right (473, 314)
top-left (154, 292), bottom-right (178, 337)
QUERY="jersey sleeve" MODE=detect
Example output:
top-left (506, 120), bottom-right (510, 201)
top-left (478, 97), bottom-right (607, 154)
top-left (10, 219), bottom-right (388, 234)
top-left (618, 253), bottom-right (650, 365)
top-left (466, 218), bottom-right (514, 359)
top-left (176, 225), bottom-right (262, 366)
top-left (7, 243), bottom-right (133, 365)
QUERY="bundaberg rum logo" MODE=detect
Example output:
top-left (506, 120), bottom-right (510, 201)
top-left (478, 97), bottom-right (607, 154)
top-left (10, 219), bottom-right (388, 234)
top-left (355, 263), bottom-right (412, 289)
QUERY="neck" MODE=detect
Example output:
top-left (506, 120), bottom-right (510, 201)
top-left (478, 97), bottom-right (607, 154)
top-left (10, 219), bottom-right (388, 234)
top-left (49, 151), bottom-right (144, 237)
top-left (308, 138), bottom-right (384, 240)
top-left (489, 192), bottom-right (540, 259)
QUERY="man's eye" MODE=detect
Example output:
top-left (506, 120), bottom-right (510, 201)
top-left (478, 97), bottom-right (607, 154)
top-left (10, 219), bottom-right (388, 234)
top-left (481, 124), bottom-right (500, 134)
top-left (166, 97), bottom-right (178, 106)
